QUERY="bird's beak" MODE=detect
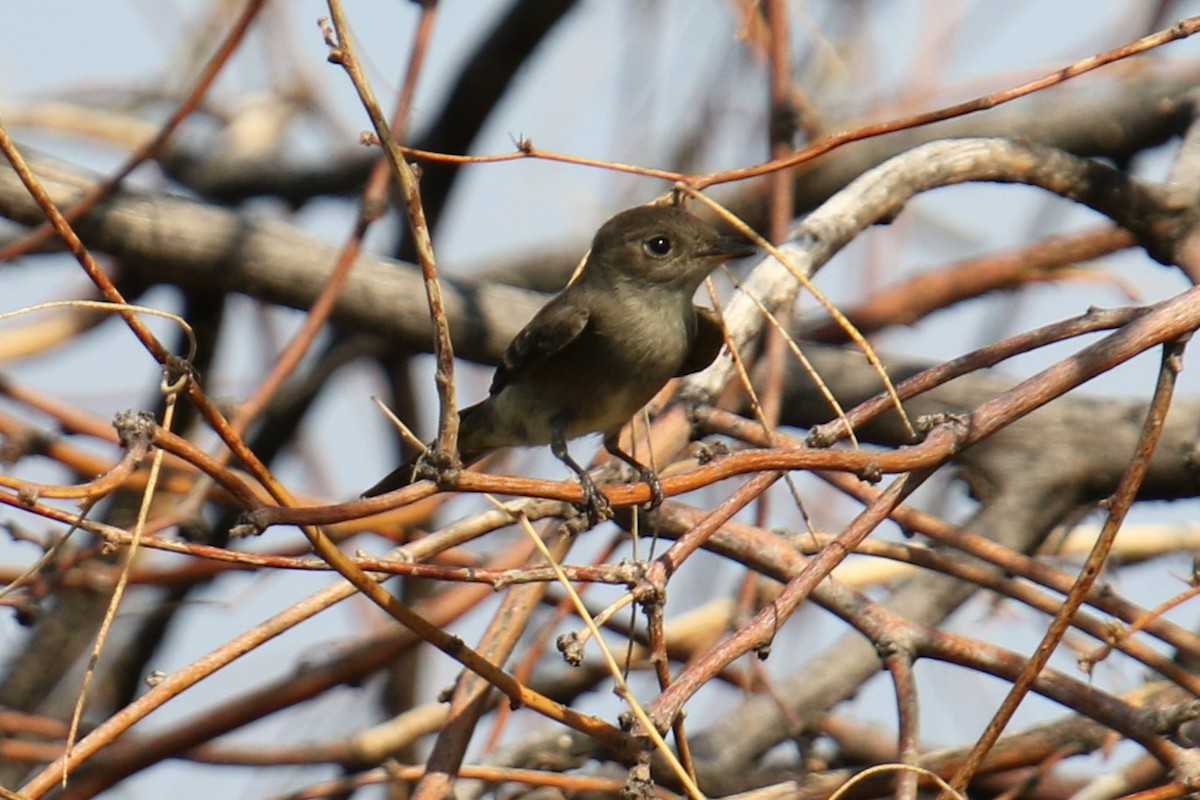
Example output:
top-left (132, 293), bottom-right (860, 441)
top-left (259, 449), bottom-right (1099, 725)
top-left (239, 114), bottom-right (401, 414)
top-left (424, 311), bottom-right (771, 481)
top-left (698, 236), bottom-right (758, 261)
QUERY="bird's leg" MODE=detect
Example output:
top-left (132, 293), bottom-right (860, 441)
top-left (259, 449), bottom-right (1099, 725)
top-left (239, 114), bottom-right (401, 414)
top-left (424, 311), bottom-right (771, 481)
top-left (603, 434), bottom-right (664, 510)
top-left (550, 420), bottom-right (611, 524)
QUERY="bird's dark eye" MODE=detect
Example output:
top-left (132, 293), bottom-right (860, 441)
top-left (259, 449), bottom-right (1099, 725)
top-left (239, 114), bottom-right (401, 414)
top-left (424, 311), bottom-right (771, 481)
top-left (643, 235), bottom-right (672, 257)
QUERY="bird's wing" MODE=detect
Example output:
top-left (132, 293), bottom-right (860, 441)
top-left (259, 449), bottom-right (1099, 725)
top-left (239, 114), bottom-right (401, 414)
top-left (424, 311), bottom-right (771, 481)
top-left (675, 306), bottom-right (725, 377)
top-left (490, 296), bottom-right (590, 395)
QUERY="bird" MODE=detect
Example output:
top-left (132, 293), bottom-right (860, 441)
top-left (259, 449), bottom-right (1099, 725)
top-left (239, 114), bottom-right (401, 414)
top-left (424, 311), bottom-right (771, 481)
top-left (362, 204), bottom-right (757, 521)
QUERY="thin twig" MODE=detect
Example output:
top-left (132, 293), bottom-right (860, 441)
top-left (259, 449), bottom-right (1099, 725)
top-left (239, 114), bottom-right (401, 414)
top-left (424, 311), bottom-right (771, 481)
top-left (692, 15), bottom-right (1200, 189)
top-left (946, 336), bottom-right (1190, 794)
top-left (323, 2), bottom-right (459, 463)
top-left (0, 0), bottom-right (269, 262)
top-left (63, 376), bottom-right (185, 786)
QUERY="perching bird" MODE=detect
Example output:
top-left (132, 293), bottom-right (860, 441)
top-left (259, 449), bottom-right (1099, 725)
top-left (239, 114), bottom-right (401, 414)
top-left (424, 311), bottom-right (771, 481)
top-left (363, 204), bottom-right (756, 519)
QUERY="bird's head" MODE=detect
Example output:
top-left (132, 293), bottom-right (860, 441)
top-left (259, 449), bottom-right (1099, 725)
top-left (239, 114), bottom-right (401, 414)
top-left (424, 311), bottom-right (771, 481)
top-left (585, 205), bottom-right (757, 291)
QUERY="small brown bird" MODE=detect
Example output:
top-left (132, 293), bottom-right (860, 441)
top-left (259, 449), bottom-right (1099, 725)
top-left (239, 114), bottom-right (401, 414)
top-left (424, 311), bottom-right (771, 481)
top-left (363, 204), bottom-right (756, 519)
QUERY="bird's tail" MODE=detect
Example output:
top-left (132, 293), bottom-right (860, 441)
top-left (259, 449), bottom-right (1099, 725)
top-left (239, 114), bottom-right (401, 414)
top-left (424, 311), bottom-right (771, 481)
top-left (361, 444), bottom-right (495, 497)
top-left (361, 403), bottom-right (493, 498)
top-left (360, 453), bottom-right (422, 498)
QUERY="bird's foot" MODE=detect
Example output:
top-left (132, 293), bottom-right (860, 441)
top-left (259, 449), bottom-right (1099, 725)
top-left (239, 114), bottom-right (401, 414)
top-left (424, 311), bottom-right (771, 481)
top-left (634, 466), bottom-right (665, 511)
top-left (576, 472), bottom-right (613, 526)
top-left (600, 437), bottom-right (664, 511)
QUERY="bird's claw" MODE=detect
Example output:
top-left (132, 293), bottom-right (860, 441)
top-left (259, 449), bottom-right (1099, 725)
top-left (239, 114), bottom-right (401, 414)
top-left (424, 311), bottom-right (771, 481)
top-left (577, 472), bottom-right (613, 526)
top-left (637, 468), bottom-right (665, 511)
top-left (600, 437), bottom-right (664, 512)
top-left (574, 467), bottom-right (661, 524)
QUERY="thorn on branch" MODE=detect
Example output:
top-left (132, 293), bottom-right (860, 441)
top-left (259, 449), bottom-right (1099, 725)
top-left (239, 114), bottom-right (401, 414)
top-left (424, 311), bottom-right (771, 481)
top-left (557, 631), bottom-right (585, 666)
top-left (624, 760), bottom-right (654, 798)
top-left (113, 409), bottom-right (156, 450)
top-left (856, 462), bottom-right (883, 484)
top-left (915, 412), bottom-right (969, 434)
top-left (873, 638), bottom-right (904, 660)
top-left (692, 439), bottom-right (728, 464)
top-left (614, 558), bottom-right (648, 587)
top-left (163, 353), bottom-right (195, 391)
top-left (228, 510), bottom-right (268, 538)
top-left (806, 424), bottom-right (837, 448)
top-left (409, 447), bottom-right (461, 488)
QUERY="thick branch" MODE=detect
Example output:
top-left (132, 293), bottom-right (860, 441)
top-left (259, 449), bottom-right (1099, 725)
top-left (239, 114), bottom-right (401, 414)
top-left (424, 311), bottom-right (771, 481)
top-left (0, 154), bottom-right (539, 364)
